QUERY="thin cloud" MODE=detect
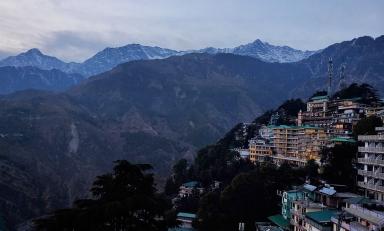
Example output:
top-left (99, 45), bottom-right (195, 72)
top-left (0, 0), bottom-right (383, 62)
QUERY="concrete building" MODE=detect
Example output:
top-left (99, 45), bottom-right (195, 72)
top-left (179, 181), bottom-right (204, 198)
top-left (299, 96), bottom-right (332, 129)
top-left (270, 189), bottom-right (306, 230)
top-left (330, 98), bottom-right (365, 137)
top-left (272, 125), bottom-right (328, 166)
top-left (255, 222), bottom-right (284, 231)
top-left (175, 212), bottom-right (196, 230)
top-left (291, 200), bottom-right (327, 231)
top-left (357, 127), bottom-right (384, 202)
top-left (366, 106), bottom-right (384, 122)
top-left (281, 189), bottom-right (306, 221)
top-left (249, 139), bottom-right (274, 163)
top-left (299, 96), bottom-right (366, 138)
top-left (259, 125), bottom-right (275, 141)
top-left (305, 210), bottom-right (337, 231)
top-left (331, 197), bottom-right (384, 231)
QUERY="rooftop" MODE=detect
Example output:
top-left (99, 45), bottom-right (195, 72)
top-left (344, 204), bottom-right (384, 226)
top-left (268, 214), bottom-right (290, 229)
top-left (330, 137), bottom-right (356, 143)
top-left (318, 186), bottom-right (337, 196)
top-left (303, 184), bottom-right (317, 192)
top-left (306, 210), bottom-right (337, 223)
top-left (310, 95), bottom-right (329, 101)
top-left (256, 224), bottom-right (284, 231)
top-left (334, 192), bottom-right (360, 199)
top-left (182, 181), bottom-right (200, 188)
top-left (343, 196), bottom-right (372, 205)
top-left (177, 212), bottom-right (197, 219)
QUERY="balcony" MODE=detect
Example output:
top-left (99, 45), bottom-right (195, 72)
top-left (358, 170), bottom-right (384, 180)
top-left (331, 217), bottom-right (351, 231)
top-left (358, 170), bottom-right (374, 177)
top-left (357, 181), bottom-right (384, 192)
top-left (358, 158), bottom-right (384, 166)
top-left (359, 135), bottom-right (384, 141)
top-left (359, 146), bottom-right (384, 154)
top-left (344, 204), bottom-right (384, 227)
top-left (290, 209), bottom-right (304, 219)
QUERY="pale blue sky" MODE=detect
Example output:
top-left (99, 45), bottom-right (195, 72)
top-left (0, 0), bottom-right (383, 62)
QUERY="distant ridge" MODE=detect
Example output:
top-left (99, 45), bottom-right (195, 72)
top-left (0, 66), bottom-right (84, 94)
top-left (0, 39), bottom-right (317, 77)
top-left (0, 35), bottom-right (383, 228)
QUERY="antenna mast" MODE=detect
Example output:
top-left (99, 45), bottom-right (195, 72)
top-left (328, 58), bottom-right (333, 97)
top-left (339, 64), bottom-right (346, 90)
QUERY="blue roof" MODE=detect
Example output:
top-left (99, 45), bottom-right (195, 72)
top-left (319, 187), bottom-right (336, 196)
top-left (303, 184), bottom-right (317, 192)
top-left (182, 181), bottom-right (199, 188)
top-left (177, 212), bottom-right (197, 219)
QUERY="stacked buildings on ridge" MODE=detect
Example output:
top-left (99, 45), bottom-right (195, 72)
top-left (266, 183), bottom-right (384, 231)
top-left (245, 93), bottom-right (381, 167)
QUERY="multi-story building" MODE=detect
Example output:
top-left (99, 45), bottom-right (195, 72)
top-left (331, 197), bottom-right (384, 231)
top-left (291, 199), bottom-right (327, 231)
top-left (249, 139), bottom-right (274, 163)
top-left (281, 189), bottom-right (306, 221)
top-left (357, 127), bottom-right (384, 202)
top-left (272, 125), bottom-right (328, 166)
top-left (233, 148), bottom-right (250, 159)
top-left (272, 184), bottom-right (359, 231)
top-left (298, 96), bottom-right (332, 128)
top-left (273, 125), bottom-right (300, 158)
top-left (304, 210), bottom-right (337, 231)
top-left (298, 96), bottom-right (366, 138)
top-left (270, 189), bottom-right (306, 230)
top-left (259, 125), bottom-right (275, 141)
top-left (178, 181), bottom-right (204, 198)
top-left (331, 99), bottom-right (365, 137)
top-left (297, 126), bottom-right (329, 161)
top-left (366, 106), bottom-right (384, 121)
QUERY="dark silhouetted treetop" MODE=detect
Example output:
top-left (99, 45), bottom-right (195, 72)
top-left (34, 160), bottom-right (177, 231)
top-left (332, 83), bottom-right (380, 105)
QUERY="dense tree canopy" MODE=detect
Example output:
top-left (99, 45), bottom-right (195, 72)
top-left (353, 115), bottom-right (383, 137)
top-left (195, 162), bottom-right (309, 231)
top-left (321, 143), bottom-right (357, 190)
top-left (332, 83), bottom-right (380, 105)
top-left (34, 160), bottom-right (177, 231)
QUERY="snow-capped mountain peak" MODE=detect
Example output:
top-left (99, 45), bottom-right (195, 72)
top-left (0, 48), bottom-right (77, 71)
top-left (0, 40), bottom-right (317, 77)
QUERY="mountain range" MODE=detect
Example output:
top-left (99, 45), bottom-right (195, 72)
top-left (0, 66), bottom-right (84, 95)
top-left (0, 35), bottom-right (383, 230)
top-left (0, 39), bottom-right (316, 78)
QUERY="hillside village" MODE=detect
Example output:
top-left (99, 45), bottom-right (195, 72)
top-left (167, 80), bottom-right (384, 231)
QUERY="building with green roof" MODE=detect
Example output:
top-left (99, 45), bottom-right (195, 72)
top-left (330, 137), bottom-right (356, 144)
top-left (268, 214), bottom-right (290, 230)
top-left (310, 95), bottom-right (329, 101)
top-left (305, 210), bottom-right (337, 231)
